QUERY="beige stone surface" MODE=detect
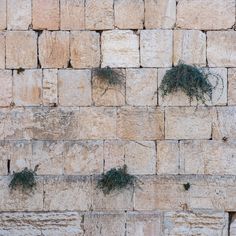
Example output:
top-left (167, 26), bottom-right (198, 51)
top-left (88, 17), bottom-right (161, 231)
top-left (58, 69), bottom-right (92, 106)
top-left (140, 30), bottom-right (172, 67)
top-left (165, 107), bottom-right (213, 139)
top-left (207, 31), bottom-right (236, 67)
top-left (0, 33), bottom-right (5, 69)
top-left (228, 68), bottom-right (236, 105)
top-left (60, 0), bottom-right (85, 30)
top-left (0, 0), bottom-right (6, 30)
top-left (0, 70), bottom-right (12, 107)
top-left (101, 30), bottom-right (139, 68)
top-left (32, 0), bottom-right (59, 30)
top-left (114, 0), bottom-right (144, 29)
top-left (145, 0), bottom-right (176, 29)
top-left (70, 31), bottom-right (100, 68)
top-left (174, 30), bottom-right (206, 66)
top-left (39, 31), bottom-right (70, 68)
top-left (177, 0), bottom-right (235, 30)
top-left (7, 0), bottom-right (31, 30)
top-left (85, 0), bottom-right (113, 30)
top-left (6, 31), bottom-right (37, 69)
top-left (126, 68), bottom-right (157, 106)
top-left (117, 107), bottom-right (164, 140)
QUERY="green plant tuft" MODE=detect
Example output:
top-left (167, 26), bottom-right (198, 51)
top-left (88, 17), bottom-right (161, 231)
top-left (97, 165), bottom-right (137, 195)
top-left (16, 68), bottom-right (25, 74)
top-left (159, 63), bottom-right (223, 104)
top-left (183, 182), bottom-right (191, 191)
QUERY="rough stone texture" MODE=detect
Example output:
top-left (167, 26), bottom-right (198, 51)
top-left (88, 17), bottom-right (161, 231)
top-left (114, 0), bottom-right (144, 29)
top-left (165, 107), bottom-right (213, 139)
top-left (39, 31), bottom-right (70, 68)
top-left (177, 0), bottom-right (235, 30)
top-left (228, 68), bottom-right (236, 105)
top-left (32, 0), bottom-right (59, 30)
top-left (13, 70), bottom-right (42, 106)
top-left (174, 30), bottom-right (206, 66)
top-left (126, 68), bottom-right (157, 106)
top-left (117, 107), bottom-right (164, 140)
top-left (85, 0), bottom-right (113, 30)
top-left (101, 30), bottom-right (139, 68)
top-left (140, 30), bottom-right (172, 67)
top-left (0, 70), bottom-right (12, 107)
top-left (7, 0), bottom-right (31, 30)
top-left (60, 0), bottom-right (85, 30)
top-left (0, 0), bottom-right (6, 30)
top-left (207, 31), bottom-right (236, 67)
top-left (58, 70), bottom-right (92, 106)
top-left (70, 31), bottom-right (100, 68)
top-left (0, 33), bottom-right (5, 69)
top-left (230, 214), bottom-right (236, 236)
top-left (145, 0), bottom-right (176, 29)
top-left (6, 31), bottom-right (37, 69)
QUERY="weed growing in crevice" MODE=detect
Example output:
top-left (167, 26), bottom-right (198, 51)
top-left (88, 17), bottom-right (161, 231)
top-left (16, 68), bottom-right (25, 74)
top-left (183, 182), bottom-right (191, 191)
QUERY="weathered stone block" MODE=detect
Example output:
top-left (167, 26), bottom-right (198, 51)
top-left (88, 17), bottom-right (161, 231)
top-left (39, 31), bottom-right (70, 68)
top-left (70, 31), bottom-right (100, 68)
top-left (85, 0), bottom-right (113, 30)
top-left (7, 0), bottom-right (31, 30)
top-left (230, 214), bottom-right (236, 236)
top-left (6, 31), bottom-right (37, 69)
top-left (126, 68), bottom-right (157, 106)
top-left (60, 0), bottom-right (85, 30)
top-left (101, 30), bottom-right (139, 68)
top-left (117, 107), bottom-right (164, 140)
top-left (32, 0), bottom-right (59, 30)
top-left (0, 0), bottom-right (6, 30)
top-left (0, 70), bottom-right (12, 107)
top-left (177, 0), bottom-right (235, 30)
top-left (0, 33), bottom-right (5, 69)
top-left (174, 30), bottom-right (206, 66)
top-left (140, 30), bottom-right (172, 67)
top-left (228, 68), bottom-right (236, 105)
top-left (145, 0), bottom-right (176, 29)
top-left (13, 70), bottom-right (42, 106)
top-left (58, 69), bottom-right (92, 106)
top-left (114, 0), bottom-right (144, 29)
top-left (207, 31), bottom-right (236, 67)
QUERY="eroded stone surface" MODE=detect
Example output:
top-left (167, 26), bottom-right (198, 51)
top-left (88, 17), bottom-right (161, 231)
top-left (0, 33), bottom-right (5, 69)
top-left (0, 70), bottom-right (12, 107)
top-left (0, 0), bottom-right (6, 30)
top-left (228, 68), bottom-right (236, 105)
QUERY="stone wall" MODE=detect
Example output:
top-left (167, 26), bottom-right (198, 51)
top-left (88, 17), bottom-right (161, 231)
top-left (0, 0), bottom-right (236, 235)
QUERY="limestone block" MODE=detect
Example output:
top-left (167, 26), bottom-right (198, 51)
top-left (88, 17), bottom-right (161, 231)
top-left (177, 0), bottom-right (235, 30)
top-left (13, 70), bottom-right (42, 106)
top-left (101, 30), bottom-right (139, 68)
top-left (70, 31), bottom-right (100, 68)
top-left (7, 0), bottom-right (31, 30)
top-left (42, 69), bottom-right (58, 106)
top-left (228, 68), bottom-right (236, 105)
top-left (0, 33), bottom-right (5, 69)
top-left (58, 69), bottom-right (92, 106)
top-left (164, 211), bottom-right (228, 236)
top-left (79, 107), bottom-right (116, 139)
top-left (126, 68), bottom-right (157, 106)
top-left (32, 0), bottom-right (59, 30)
top-left (207, 31), bottom-right (236, 67)
top-left (230, 214), bottom-right (236, 236)
top-left (140, 30), bottom-right (172, 67)
top-left (165, 107), bottom-right (213, 139)
top-left (0, 70), bottom-right (12, 107)
top-left (126, 212), bottom-right (163, 236)
top-left (60, 0), bottom-right (85, 30)
top-left (157, 141), bottom-right (180, 174)
top-left (145, 0), bottom-right (176, 29)
top-left (0, 0), bottom-right (6, 30)
top-left (39, 31), bottom-right (70, 68)
top-left (43, 176), bottom-right (92, 211)
top-left (117, 107), bottom-right (164, 140)
top-left (64, 141), bottom-right (103, 175)
top-left (85, 0), bottom-right (113, 30)
top-left (114, 0), bottom-right (144, 29)
top-left (92, 69), bottom-right (125, 106)
top-left (6, 31), bottom-right (37, 69)
top-left (0, 212), bottom-right (83, 236)
top-left (174, 30), bottom-right (206, 66)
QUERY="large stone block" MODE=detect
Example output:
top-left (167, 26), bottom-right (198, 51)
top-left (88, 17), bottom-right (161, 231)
top-left (0, 33), bottom-right (5, 69)
top-left (117, 107), bottom-right (164, 140)
top-left (6, 31), bottom-right (37, 69)
top-left (177, 0), bottom-right (235, 30)
top-left (32, 0), bottom-right (59, 30)
top-left (0, 0), bottom-right (6, 30)
top-left (58, 69), bottom-right (92, 106)
top-left (70, 31), bottom-right (100, 68)
top-left (174, 30), bottom-right (206, 66)
top-left (39, 31), bottom-right (70, 68)
top-left (0, 70), bottom-right (12, 107)
top-left (126, 68), bottom-right (157, 106)
top-left (228, 68), bottom-right (236, 105)
top-left (140, 30), bottom-right (172, 67)
top-left (207, 31), bottom-right (236, 67)
top-left (101, 30), bottom-right (139, 68)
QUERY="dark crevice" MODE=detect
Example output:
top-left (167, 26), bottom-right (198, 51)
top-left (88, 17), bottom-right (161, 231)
top-left (7, 159), bottom-right (10, 175)
top-left (228, 212), bottom-right (235, 236)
